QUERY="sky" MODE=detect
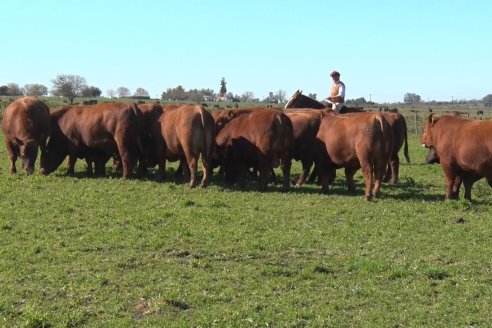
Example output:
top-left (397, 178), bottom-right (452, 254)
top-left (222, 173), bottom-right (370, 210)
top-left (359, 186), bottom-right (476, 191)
top-left (1, 0), bottom-right (491, 103)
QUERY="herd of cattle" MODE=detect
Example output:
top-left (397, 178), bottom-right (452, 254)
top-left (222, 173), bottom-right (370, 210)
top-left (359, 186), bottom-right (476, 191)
top-left (2, 96), bottom-right (491, 201)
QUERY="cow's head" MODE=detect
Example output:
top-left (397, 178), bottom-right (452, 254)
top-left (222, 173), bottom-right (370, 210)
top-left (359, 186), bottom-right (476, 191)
top-left (213, 110), bottom-right (236, 133)
top-left (420, 113), bottom-right (439, 148)
top-left (425, 146), bottom-right (440, 164)
top-left (39, 126), bottom-right (68, 175)
top-left (17, 138), bottom-right (39, 174)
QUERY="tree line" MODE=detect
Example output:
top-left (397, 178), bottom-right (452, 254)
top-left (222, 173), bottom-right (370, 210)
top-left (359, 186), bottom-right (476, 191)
top-left (0, 75), bottom-right (151, 105)
top-left (2, 75), bottom-right (491, 107)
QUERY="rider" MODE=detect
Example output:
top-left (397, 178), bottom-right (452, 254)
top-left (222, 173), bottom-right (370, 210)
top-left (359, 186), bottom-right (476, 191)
top-left (324, 70), bottom-right (345, 112)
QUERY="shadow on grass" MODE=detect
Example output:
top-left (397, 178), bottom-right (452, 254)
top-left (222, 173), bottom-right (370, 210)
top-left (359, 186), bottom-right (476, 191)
top-left (47, 166), bottom-right (450, 202)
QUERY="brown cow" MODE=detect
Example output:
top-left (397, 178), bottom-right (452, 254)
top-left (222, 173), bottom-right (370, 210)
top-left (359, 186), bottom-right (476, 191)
top-left (285, 94), bottom-right (409, 185)
top-left (2, 97), bottom-right (51, 174)
top-left (156, 104), bottom-right (215, 187)
top-left (211, 108), bottom-right (256, 133)
top-left (340, 112), bottom-right (409, 184)
top-left (315, 111), bottom-right (392, 200)
top-left (380, 112), bottom-right (410, 183)
top-left (215, 109), bottom-right (293, 191)
top-left (421, 113), bottom-right (492, 200)
top-left (284, 109), bottom-right (323, 187)
top-left (136, 102), bottom-right (164, 175)
top-left (40, 102), bottom-right (142, 178)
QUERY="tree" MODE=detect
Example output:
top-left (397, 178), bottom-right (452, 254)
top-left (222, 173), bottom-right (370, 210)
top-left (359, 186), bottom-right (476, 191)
top-left (51, 74), bottom-right (87, 104)
top-left (0, 85), bottom-right (8, 96)
top-left (187, 89), bottom-right (203, 103)
top-left (24, 84), bottom-right (48, 97)
top-left (346, 97), bottom-right (368, 106)
top-left (117, 87), bottom-right (131, 98)
top-left (219, 77), bottom-right (227, 97)
top-left (106, 89), bottom-right (116, 98)
top-left (404, 92), bottom-right (421, 104)
top-left (483, 94), bottom-right (492, 108)
top-left (134, 88), bottom-right (150, 98)
top-left (161, 85), bottom-right (186, 101)
top-left (275, 89), bottom-right (286, 103)
top-left (6, 83), bottom-right (24, 96)
top-left (307, 93), bottom-right (317, 100)
top-left (241, 91), bottom-right (254, 102)
top-left (81, 86), bottom-right (102, 98)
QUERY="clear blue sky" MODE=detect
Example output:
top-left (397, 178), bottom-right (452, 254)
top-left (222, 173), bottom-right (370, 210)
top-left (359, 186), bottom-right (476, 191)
top-left (2, 0), bottom-right (491, 103)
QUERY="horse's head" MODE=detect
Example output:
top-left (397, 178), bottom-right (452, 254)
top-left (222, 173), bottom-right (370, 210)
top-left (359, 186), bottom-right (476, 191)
top-left (285, 90), bottom-right (326, 109)
top-left (284, 89), bottom-right (303, 109)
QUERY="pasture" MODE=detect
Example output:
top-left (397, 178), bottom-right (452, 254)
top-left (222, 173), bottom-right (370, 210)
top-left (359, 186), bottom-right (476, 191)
top-left (1, 102), bottom-right (492, 326)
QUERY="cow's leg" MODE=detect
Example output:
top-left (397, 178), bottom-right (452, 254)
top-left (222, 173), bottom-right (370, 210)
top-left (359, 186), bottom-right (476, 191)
top-left (180, 144), bottom-right (198, 187)
top-left (308, 165), bottom-right (318, 184)
top-left (296, 158), bottom-right (313, 187)
top-left (316, 164), bottom-right (332, 194)
top-left (258, 164), bottom-right (270, 191)
top-left (186, 156), bottom-right (198, 188)
top-left (442, 167), bottom-right (459, 200)
top-left (153, 136), bottom-right (166, 181)
top-left (452, 176), bottom-right (462, 198)
top-left (313, 142), bottom-right (331, 193)
top-left (200, 154), bottom-right (211, 188)
top-left (117, 149), bottom-right (132, 179)
top-left (344, 167), bottom-right (357, 194)
top-left (85, 158), bottom-right (94, 175)
top-left (94, 157), bottom-right (106, 176)
top-left (281, 157), bottom-right (291, 191)
top-left (358, 161), bottom-right (373, 201)
top-left (384, 154), bottom-right (399, 184)
top-left (462, 174), bottom-right (480, 201)
top-left (462, 175), bottom-right (474, 201)
top-left (5, 141), bottom-right (18, 174)
top-left (390, 154), bottom-right (400, 184)
top-left (67, 154), bottom-right (77, 175)
top-left (372, 158), bottom-right (388, 199)
top-left (136, 155), bottom-right (148, 177)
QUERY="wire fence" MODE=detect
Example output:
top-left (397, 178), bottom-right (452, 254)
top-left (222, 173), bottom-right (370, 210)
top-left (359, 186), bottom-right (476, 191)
top-left (365, 106), bottom-right (489, 135)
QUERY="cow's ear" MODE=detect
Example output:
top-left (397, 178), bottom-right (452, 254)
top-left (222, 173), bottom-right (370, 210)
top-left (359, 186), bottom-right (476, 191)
top-left (428, 113), bottom-right (438, 125)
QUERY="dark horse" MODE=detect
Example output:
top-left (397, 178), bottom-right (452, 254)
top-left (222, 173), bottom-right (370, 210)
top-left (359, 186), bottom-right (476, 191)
top-left (284, 89), bottom-right (364, 113)
top-left (284, 89), bottom-right (409, 184)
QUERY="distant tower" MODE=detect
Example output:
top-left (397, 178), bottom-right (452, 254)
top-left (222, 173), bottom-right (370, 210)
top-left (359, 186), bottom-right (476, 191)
top-left (220, 77), bottom-right (227, 98)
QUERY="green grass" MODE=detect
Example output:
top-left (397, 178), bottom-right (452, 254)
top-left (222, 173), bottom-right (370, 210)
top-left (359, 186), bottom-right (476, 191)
top-left (1, 132), bottom-right (492, 327)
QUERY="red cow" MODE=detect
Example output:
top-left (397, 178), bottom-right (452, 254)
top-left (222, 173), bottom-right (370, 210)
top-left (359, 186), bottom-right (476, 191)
top-left (2, 97), bottom-right (51, 174)
top-left (284, 109), bottom-right (323, 187)
top-left (136, 102), bottom-right (164, 175)
top-left (315, 111), bottom-right (392, 200)
top-left (215, 109), bottom-right (293, 191)
top-left (156, 104), bottom-right (215, 187)
top-left (421, 113), bottom-right (492, 200)
top-left (40, 102), bottom-right (142, 178)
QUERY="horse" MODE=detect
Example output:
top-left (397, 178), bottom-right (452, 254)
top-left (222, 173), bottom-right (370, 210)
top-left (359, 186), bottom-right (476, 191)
top-left (284, 89), bottom-right (409, 184)
top-left (284, 90), bottom-right (364, 113)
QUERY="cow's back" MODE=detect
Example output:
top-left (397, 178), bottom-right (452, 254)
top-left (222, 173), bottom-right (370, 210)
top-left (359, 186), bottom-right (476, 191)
top-left (285, 110), bottom-right (322, 160)
top-left (217, 109), bottom-right (293, 161)
top-left (439, 117), bottom-right (492, 177)
top-left (2, 97), bottom-right (51, 142)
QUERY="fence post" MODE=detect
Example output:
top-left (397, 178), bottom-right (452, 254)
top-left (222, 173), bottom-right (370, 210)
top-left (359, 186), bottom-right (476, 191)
top-left (414, 110), bottom-right (418, 134)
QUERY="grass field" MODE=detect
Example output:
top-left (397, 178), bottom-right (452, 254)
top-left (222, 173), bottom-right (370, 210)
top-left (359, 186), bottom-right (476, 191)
top-left (1, 110), bottom-right (492, 326)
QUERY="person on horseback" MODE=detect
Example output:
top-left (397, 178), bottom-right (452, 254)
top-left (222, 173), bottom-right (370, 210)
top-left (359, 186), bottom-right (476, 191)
top-left (323, 70), bottom-right (345, 112)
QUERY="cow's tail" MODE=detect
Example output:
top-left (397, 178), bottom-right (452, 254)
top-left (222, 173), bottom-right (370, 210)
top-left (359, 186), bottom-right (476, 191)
top-left (402, 116), bottom-right (410, 163)
top-left (132, 105), bottom-right (145, 154)
top-left (200, 106), bottom-right (214, 159)
top-left (199, 106), bottom-right (215, 186)
top-left (376, 114), bottom-right (393, 164)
